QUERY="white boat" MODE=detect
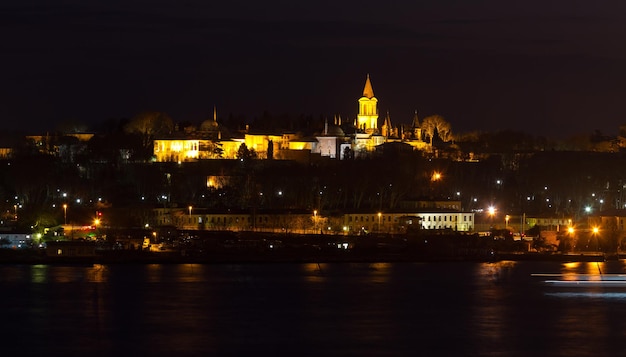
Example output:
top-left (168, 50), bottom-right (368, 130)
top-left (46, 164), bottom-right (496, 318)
top-left (532, 273), bottom-right (626, 287)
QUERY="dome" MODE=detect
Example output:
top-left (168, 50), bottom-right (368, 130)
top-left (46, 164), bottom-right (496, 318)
top-left (325, 125), bottom-right (345, 137)
top-left (200, 119), bottom-right (219, 132)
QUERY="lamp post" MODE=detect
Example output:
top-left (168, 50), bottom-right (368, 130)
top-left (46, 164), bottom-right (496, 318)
top-left (505, 215), bottom-right (510, 229)
top-left (378, 212), bottom-right (382, 232)
top-left (188, 206), bottom-right (192, 216)
top-left (488, 206), bottom-right (496, 227)
top-left (94, 217), bottom-right (101, 238)
top-left (63, 204), bottom-right (67, 225)
top-left (313, 210), bottom-right (318, 234)
top-left (592, 226), bottom-right (600, 251)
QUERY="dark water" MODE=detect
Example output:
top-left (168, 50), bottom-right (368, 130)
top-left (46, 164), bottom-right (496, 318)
top-left (2, 260), bottom-right (626, 356)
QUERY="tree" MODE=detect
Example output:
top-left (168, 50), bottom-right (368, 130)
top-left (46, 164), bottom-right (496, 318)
top-left (267, 139), bottom-right (274, 160)
top-left (236, 143), bottom-right (257, 161)
top-left (0, 237), bottom-right (10, 248)
top-left (421, 115), bottom-right (452, 145)
top-left (124, 111), bottom-right (174, 150)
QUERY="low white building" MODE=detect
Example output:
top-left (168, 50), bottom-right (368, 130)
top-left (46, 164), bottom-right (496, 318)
top-left (0, 232), bottom-right (32, 249)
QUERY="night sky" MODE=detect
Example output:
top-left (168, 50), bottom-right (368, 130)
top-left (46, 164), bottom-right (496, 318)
top-left (3, 0), bottom-right (626, 137)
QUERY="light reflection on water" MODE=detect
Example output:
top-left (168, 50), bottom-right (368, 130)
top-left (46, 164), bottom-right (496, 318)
top-left (546, 291), bottom-right (626, 299)
top-left (3, 261), bottom-right (626, 356)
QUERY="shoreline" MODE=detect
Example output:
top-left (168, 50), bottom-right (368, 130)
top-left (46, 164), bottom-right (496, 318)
top-left (0, 250), bottom-right (612, 265)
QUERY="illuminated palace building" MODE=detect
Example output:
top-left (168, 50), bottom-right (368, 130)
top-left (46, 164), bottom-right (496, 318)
top-left (151, 75), bottom-right (474, 233)
top-left (153, 75), bottom-right (429, 163)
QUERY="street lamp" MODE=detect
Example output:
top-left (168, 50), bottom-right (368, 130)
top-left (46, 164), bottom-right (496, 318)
top-left (188, 206), bottom-right (193, 216)
top-left (63, 204), bottom-right (67, 225)
top-left (378, 212), bottom-right (382, 231)
top-left (505, 215), bottom-right (510, 229)
top-left (313, 210), bottom-right (318, 233)
top-left (488, 206), bottom-right (496, 226)
top-left (592, 226), bottom-right (600, 251)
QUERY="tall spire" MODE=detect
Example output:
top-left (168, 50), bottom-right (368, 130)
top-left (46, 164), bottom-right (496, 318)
top-left (213, 105), bottom-right (217, 122)
top-left (362, 73), bottom-right (375, 99)
top-left (412, 109), bottom-right (420, 128)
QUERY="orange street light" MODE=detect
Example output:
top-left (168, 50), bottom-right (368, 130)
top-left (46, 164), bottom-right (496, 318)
top-left (63, 204), bottom-right (68, 225)
top-left (188, 206), bottom-right (193, 216)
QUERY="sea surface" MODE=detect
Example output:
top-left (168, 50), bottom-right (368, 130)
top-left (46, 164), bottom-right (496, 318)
top-left (2, 260), bottom-right (626, 356)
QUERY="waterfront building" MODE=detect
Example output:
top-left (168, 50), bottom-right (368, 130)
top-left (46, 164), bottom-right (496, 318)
top-left (0, 231), bottom-right (32, 249)
top-left (150, 207), bottom-right (475, 234)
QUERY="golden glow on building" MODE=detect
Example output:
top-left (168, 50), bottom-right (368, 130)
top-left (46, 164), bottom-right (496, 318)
top-left (288, 141), bottom-right (314, 151)
top-left (357, 74), bottom-right (378, 133)
top-left (244, 134), bottom-right (283, 159)
top-left (207, 176), bottom-right (230, 189)
top-left (154, 139), bottom-right (201, 162)
top-left (152, 75), bottom-right (431, 163)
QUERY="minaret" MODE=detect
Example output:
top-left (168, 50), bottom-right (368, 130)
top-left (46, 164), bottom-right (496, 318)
top-left (382, 110), bottom-right (392, 138)
top-left (357, 74), bottom-right (379, 134)
top-left (412, 109), bottom-right (422, 140)
top-left (411, 109), bottom-right (419, 128)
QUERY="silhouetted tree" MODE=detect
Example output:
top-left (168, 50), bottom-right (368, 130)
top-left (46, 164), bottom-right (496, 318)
top-left (124, 111), bottom-right (174, 151)
top-left (421, 115), bottom-right (452, 145)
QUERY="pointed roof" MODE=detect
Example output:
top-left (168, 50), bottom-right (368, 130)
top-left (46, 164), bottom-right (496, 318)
top-left (362, 74), bottom-right (375, 99)
top-left (411, 109), bottom-right (420, 127)
top-left (383, 110), bottom-right (392, 127)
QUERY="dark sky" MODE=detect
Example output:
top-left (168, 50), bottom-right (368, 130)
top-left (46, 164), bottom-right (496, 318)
top-left (3, 0), bottom-right (626, 137)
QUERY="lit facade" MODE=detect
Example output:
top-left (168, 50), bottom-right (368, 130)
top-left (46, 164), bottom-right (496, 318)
top-left (151, 208), bottom-right (474, 234)
top-left (357, 74), bottom-right (379, 133)
top-left (152, 74), bottom-right (427, 163)
top-left (343, 212), bottom-right (474, 233)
